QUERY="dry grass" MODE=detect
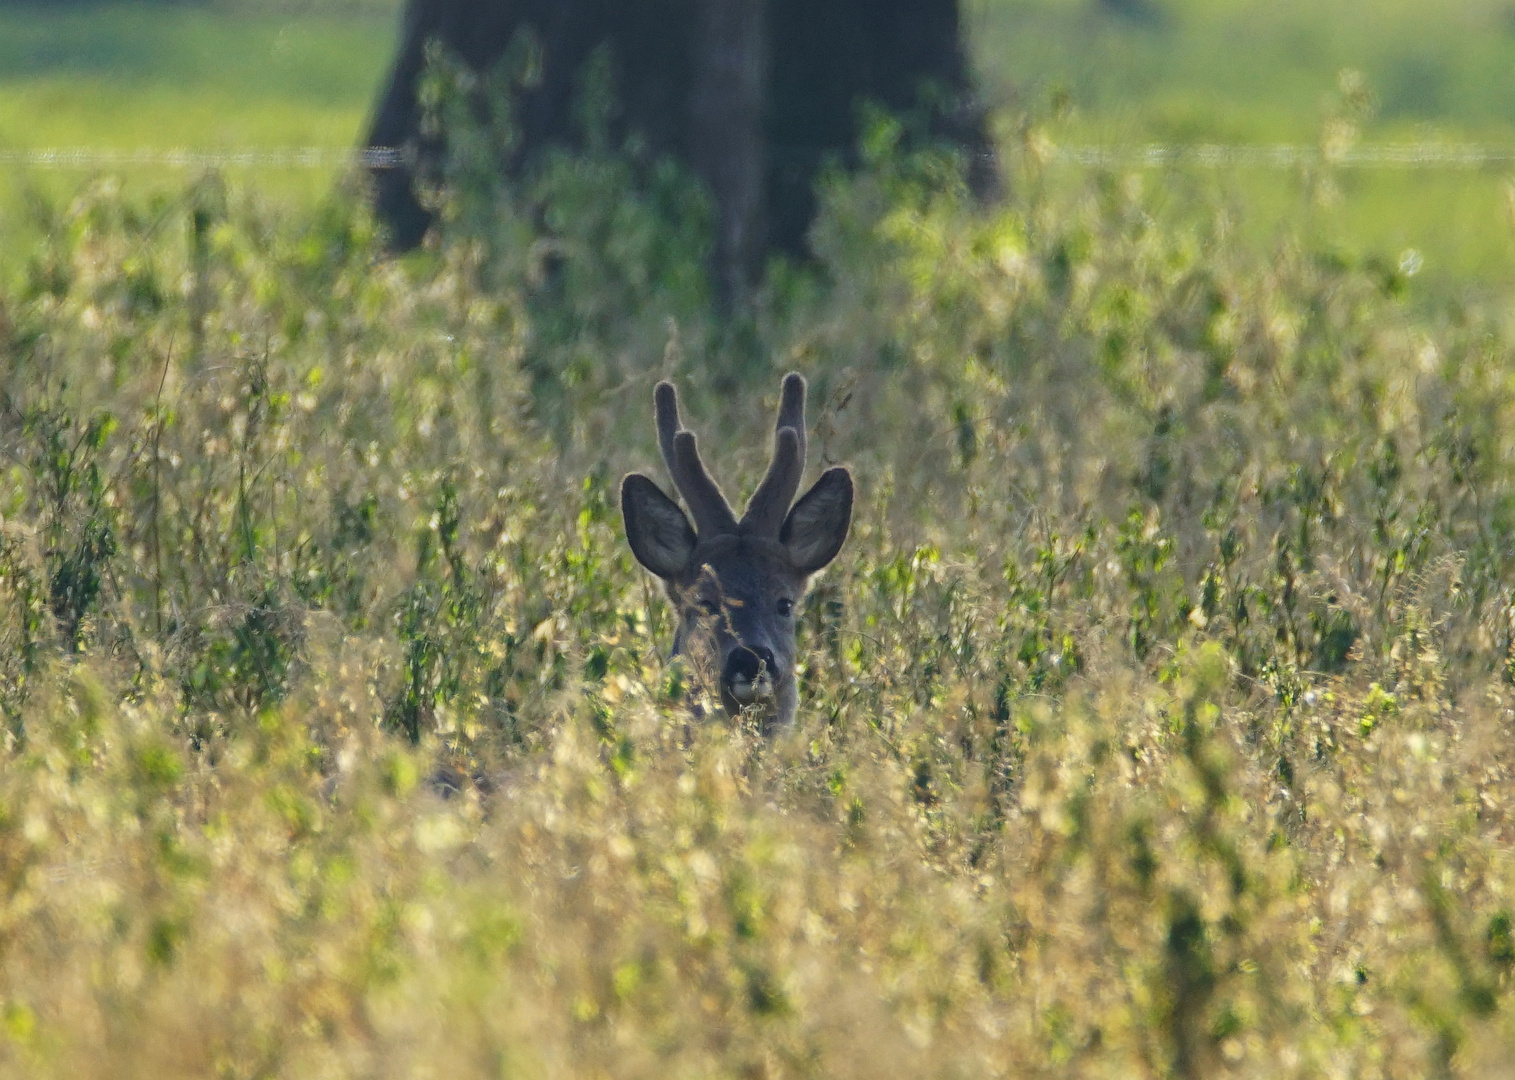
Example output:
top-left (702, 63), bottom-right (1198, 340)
top-left (3, 131), bottom-right (1515, 1077)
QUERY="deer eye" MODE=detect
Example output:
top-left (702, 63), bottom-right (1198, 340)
top-left (776, 598), bottom-right (794, 618)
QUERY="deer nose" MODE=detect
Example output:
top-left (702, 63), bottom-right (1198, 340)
top-left (723, 646), bottom-right (777, 703)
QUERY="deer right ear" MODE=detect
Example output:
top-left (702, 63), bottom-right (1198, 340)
top-left (621, 473), bottom-right (696, 579)
top-left (780, 467), bottom-right (853, 574)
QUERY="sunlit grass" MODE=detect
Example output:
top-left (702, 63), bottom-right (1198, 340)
top-left (4, 125), bottom-right (1515, 1072)
top-left (7, 9), bottom-right (1515, 1065)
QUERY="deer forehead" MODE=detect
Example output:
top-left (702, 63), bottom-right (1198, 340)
top-left (676, 535), bottom-right (805, 596)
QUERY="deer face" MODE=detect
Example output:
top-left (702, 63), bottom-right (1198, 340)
top-left (621, 374), bottom-right (852, 730)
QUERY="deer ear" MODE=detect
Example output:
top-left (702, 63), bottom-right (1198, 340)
top-left (622, 473), bottom-right (696, 579)
top-left (780, 467), bottom-right (853, 574)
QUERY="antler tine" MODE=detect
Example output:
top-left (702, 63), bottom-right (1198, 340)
top-left (738, 373), bottom-right (808, 535)
top-left (654, 381), bottom-right (682, 480)
top-left (739, 428), bottom-right (802, 535)
top-left (654, 380), bottom-right (737, 535)
top-left (775, 372), bottom-right (807, 464)
top-left (673, 432), bottom-right (739, 536)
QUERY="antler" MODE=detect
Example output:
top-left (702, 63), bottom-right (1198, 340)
top-left (654, 381), bottom-right (738, 536)
top-left (739, 373), bottom-right (807, 536)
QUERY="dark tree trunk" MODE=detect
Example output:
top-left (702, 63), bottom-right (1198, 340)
top-left (363, 0), bottom-right (992, 301)
top-left (366, 0), bottom-right (699, 252)
top-left (766, 0), bottom-right (997, 254)
top-left (689, 0), bottom-right (767, 305)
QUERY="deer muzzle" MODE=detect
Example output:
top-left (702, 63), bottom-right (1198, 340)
top-left (722, 645), bottom-right (777, 710)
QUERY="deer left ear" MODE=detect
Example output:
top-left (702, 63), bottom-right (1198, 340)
top-left (622, 473), bottom-right (696, 579)
top-left (780, 467), bottom-right (853, 574)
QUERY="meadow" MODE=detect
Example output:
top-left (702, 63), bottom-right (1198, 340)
top-left (0, 0), bottom-right (401, 265)
top-left (8, 0), bottom-right (1515, 283)
top-left (6, 2), bottom-right (1515, 1077)
top-left (974, 0), bottom-right (1515, 287)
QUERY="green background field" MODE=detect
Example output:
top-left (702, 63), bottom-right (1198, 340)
top-left (0, 1), bottom-right (401, 267)
top-left (3, 0), bottom-right (1515, 284)
top-left (973, 0), bottom-right (1515, 288)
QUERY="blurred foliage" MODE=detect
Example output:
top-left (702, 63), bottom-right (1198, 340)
top-left (0, 1), bottom-right (400, 272)
top-left (6, 92), bottom-right (1515, 1077)
top-left (973, 0), bottom-right (1515, 285)
top-left (975, 0), bottom-right (1515, 140)
top-left (8, 0), bottom-right (1515, 286)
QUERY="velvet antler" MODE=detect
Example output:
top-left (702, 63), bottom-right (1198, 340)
top-left (739, 373), bottom-right (807, 536)
top-left (654, 380), bottom-right (738, 537)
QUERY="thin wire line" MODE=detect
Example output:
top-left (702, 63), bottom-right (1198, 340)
top-left (1048, 143), bottom-right (1515, 169)
top-left (0, 147), bottom-right (404, 169)
top-left (1, 143), bottom-right (1514, 171)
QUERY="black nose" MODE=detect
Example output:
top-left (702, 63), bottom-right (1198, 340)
top-left (723, 646), bottom-right (777, 685)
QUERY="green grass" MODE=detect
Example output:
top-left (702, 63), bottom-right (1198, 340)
top-left (970, 0), bottom-right (1515, 284)
top-left (5, 0), bottom-right (1515, 283)
top-left (0, 1), bottom-right (400, 270)
top-left (8, 6), bottom-right (1515, 1075)
top-left (0, 3), bottom-right (397, 94)
top-left (973, 0), bottom-right (1515, 141)
top-left (1, 128), bottom-right (1515, 1073)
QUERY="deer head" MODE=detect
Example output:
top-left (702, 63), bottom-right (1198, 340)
top-left (621, 373), bottom-right (852, 730)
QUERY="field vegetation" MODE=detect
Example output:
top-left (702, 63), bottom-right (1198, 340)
top-left (978, 0), bottom-right (1515, 286)
top-left (0, 0), bottom-right (402, 264)
top-left (4, 67), bottom-right (1515, 1073)
top-left (7, 4), bottom-right (1515, 1077)
top-left (8, 0), bottom-right (1515, 283)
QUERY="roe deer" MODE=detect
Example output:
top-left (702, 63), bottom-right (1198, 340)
top-left (621, 373), bottom-right (852, 730)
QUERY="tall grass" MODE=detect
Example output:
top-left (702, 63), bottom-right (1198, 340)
top-left (3, 103), bottom-right (1515, 1074)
